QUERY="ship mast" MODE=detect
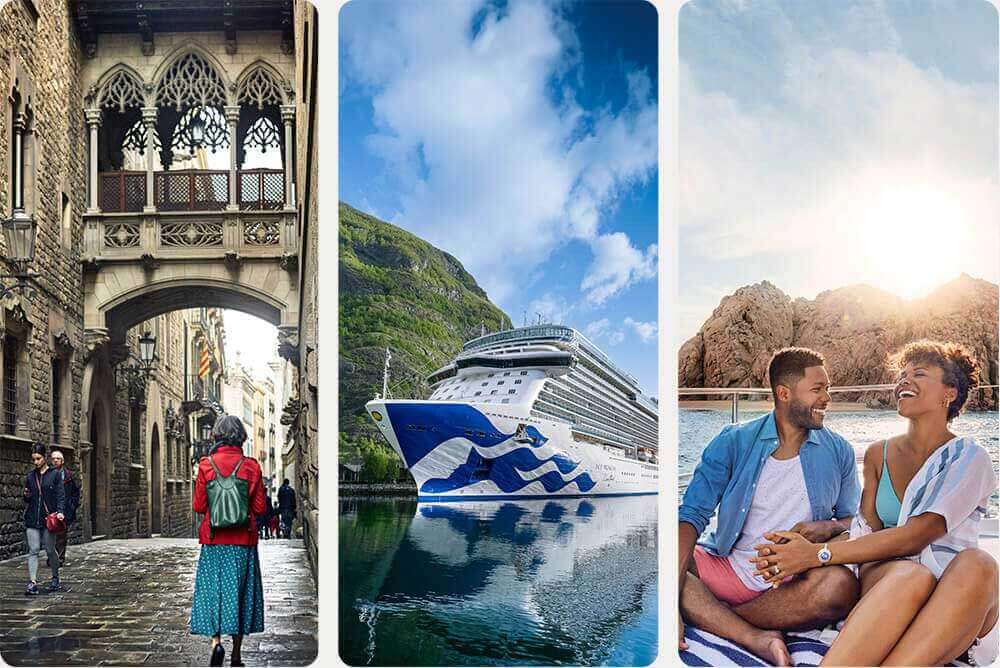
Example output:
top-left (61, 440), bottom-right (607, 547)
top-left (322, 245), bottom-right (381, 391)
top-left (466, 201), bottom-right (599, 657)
top-left (382, 347), bottom-right (392, 399)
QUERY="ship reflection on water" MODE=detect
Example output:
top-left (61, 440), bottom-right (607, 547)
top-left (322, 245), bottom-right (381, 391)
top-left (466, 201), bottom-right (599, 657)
top-left (339, 496), bottom-right (658, 666)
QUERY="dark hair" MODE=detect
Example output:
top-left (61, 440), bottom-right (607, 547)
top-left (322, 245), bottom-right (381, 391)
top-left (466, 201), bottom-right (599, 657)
top-left (768, 347), bottom-right (826, 400)
top-left (283, 478), bottom-right (289, 486)
top-left (30, 442), bottom-right (47, 457)
top-left (212, 415), bottom-right (247, 448)
top-left (890, 340), bottom-right (979, 421)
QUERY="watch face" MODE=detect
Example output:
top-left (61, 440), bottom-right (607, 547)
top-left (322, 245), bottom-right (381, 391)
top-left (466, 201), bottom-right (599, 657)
top-left (818, 548), bottom-right (832, 562)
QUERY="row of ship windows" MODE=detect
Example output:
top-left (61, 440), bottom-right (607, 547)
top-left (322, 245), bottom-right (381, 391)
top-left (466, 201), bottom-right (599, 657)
top-left (439, 370), bottom-right (529, 386)
top-left (443, 389), bottom-right (519, 399)
top-left (540, 387), bottom-right (657, 443)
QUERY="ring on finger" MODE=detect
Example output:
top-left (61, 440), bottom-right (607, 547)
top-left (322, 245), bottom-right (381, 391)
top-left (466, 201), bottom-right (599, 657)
top-left (772, 565), bottom-right (780, 575)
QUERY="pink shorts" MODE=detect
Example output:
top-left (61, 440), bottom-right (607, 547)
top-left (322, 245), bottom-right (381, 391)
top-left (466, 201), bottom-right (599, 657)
top-left (692, 545), bottom-right (764, 606)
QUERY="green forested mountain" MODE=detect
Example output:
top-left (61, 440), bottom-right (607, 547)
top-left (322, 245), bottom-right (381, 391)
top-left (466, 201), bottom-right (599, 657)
top-left (339, 202), bottom-right (512, 481)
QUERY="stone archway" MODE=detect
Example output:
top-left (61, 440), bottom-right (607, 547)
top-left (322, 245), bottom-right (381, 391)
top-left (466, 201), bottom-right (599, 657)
top-left (150, 426), bottom-right (162, 534)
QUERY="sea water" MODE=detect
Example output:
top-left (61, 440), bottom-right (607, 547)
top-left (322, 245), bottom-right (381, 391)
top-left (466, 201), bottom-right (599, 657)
top-left (339, 495), bottom-right (658, 666)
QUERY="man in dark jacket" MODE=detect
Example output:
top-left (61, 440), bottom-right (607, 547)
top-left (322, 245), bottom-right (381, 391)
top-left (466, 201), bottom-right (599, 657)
top-left (277, 479), bottom-right (296, 539)
top-left (23, 443), bottom-right (65, 594)
top-left (49, 450), bottom-right (79, 566)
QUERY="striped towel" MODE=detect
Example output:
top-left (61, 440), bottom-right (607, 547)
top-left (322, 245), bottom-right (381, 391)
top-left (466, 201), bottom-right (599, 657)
top-left (679, 627), bottom-right (968, 666)
top-left (680, 628), bottom-right (829, 666)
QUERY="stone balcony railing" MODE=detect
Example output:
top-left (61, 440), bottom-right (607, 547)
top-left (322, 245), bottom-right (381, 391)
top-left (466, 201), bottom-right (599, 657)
top-left (83, 205), bottom-right (297, 262)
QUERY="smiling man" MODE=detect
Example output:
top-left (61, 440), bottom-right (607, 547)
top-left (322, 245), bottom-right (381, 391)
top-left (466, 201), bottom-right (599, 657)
top-left (678, 347), bottom-right (861, 665)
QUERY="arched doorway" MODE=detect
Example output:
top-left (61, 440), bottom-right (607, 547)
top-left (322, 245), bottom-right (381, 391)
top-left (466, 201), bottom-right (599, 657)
top-left (88, 401), bottom-right (111, 537)
top-left (151, 427), bottom-right (162, 535)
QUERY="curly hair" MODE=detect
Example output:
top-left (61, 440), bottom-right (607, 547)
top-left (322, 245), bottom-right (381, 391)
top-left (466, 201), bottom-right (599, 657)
top-left (890, 340), bottom-right (980, 421)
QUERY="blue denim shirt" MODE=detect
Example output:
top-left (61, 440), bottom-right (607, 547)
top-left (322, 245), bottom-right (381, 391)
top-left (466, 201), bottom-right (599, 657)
top-left (679, 411), bottom-right (861, 556)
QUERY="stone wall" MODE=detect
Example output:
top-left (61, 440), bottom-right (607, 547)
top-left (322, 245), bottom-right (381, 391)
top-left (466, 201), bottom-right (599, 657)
top-left (293, 0), bottom-right (319, 577)
top-left (0, 0), bottom-right (88, 559)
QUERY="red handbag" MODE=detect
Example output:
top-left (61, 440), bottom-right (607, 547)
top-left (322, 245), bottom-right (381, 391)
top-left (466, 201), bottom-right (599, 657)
top-left (35, 473), bottom-right (67, 534)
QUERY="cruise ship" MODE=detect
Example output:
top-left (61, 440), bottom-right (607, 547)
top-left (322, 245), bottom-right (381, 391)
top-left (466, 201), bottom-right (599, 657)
top-left (366, 325), bottom-right (659, 499)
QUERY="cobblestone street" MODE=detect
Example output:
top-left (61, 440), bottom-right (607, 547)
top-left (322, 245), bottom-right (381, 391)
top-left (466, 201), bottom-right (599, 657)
top-left (0, 538), bottom-right (317, 666)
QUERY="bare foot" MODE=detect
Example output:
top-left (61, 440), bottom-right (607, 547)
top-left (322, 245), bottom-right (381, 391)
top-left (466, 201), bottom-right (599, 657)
top-left (745, 630), bottom-right (791, 666)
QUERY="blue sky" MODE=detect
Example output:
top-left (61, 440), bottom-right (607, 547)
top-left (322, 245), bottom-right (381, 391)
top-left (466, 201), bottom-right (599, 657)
top-left (679, 0), bottom-right (999, 344)
top-left (340, 0), bottom-right (660, 396)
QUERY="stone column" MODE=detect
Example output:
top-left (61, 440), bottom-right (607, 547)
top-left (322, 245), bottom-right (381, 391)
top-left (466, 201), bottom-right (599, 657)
top-left (85, 109), bottom-right (103, 213)
top-left (141, 107), bottom-right (158, 213)
top-left (12, 112), bottom-right (26, 210)
top-left (280, 105), bottom-right (295, 209)
top-left (225, 105), bottom-right (240, 211)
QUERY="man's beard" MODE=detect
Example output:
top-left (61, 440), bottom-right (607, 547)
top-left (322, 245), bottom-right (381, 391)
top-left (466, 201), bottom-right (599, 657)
top-left (789, 398), bottom-right (823, 430)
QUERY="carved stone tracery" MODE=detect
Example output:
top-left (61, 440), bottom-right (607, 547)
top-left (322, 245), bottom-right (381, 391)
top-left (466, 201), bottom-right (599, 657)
top-left (98, 69), bottom-right (146, 112)
top-left (156, 53), bottom-right (228, 111)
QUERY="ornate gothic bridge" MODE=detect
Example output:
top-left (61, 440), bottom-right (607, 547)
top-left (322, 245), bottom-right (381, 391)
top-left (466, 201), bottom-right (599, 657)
top-left (69, 24), bottom-right (303, 538)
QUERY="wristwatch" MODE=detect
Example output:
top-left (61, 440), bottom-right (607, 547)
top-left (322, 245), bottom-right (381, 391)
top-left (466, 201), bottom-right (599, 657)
top-left (817, 543), bottom-right (832, 565)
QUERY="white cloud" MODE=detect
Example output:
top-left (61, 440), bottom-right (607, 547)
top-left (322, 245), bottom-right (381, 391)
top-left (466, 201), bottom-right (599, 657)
top-left (624, 317), bottom-right (657, 343)
top-left (527, 292), bottom-right (574, 327)
top-left (342, 0), bottom-right (657, 305)
top-left (680, 49), bottom-right (998, 262)
top-left (585, 316), bottom-right (656, 347)
top-left (581, 232), bottom-right (658, 306)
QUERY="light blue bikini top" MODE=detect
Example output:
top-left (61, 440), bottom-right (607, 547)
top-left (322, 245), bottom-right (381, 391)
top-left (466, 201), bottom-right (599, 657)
top-left (876, 440), bottom-right (903, 529)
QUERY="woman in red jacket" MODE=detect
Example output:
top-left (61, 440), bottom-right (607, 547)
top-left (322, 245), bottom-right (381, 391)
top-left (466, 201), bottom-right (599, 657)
top-left (189, 415), bottom-right (266, 667)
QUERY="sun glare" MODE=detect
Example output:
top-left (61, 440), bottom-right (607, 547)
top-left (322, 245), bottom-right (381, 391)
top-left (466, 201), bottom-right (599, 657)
top-left (858, 188), bottom-right (971, 300)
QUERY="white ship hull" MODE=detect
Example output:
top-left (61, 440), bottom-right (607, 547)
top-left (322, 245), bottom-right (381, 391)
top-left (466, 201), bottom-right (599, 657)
top-left (366, 399), bottom-right (658, 499)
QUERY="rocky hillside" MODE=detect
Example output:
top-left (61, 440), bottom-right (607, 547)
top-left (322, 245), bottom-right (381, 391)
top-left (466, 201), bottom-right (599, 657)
top-left (679, 275), bottom-right (998, 409)
top-left (339, 203), bottom-right (512, 475)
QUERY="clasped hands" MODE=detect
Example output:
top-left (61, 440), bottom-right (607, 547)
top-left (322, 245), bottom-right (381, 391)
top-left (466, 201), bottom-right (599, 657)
top-left (749, 520), bottom-right (832, 587)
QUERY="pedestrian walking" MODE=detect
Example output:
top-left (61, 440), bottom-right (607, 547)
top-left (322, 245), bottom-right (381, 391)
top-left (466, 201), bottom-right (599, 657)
top-left (277, 478), bottom-right (296, 539)
top-left (22, 443), bottom-right (65, 595)
top-left (190, 415), bottom-right (266, 667)
top-left (269, 501), bottom-right (279, 537)
top-left (49, 449), bottom-right (80, 567)
top-left (258, 494), bottom-right (274, 540)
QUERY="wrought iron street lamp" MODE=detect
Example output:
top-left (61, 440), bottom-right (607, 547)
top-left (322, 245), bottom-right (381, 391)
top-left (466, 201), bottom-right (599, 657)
top-left (0, 208), bottom-right (37, 299)
top-left (115, 331), bottom-right (157, 406)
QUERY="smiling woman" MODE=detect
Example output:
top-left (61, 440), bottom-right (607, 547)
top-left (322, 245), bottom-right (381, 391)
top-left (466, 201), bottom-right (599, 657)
top-left (858, 187), bottom-right (975, 299)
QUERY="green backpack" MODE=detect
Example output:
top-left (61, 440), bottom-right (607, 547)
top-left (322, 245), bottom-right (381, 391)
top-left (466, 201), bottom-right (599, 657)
top-left (206, 456), bottom-right (249, 536)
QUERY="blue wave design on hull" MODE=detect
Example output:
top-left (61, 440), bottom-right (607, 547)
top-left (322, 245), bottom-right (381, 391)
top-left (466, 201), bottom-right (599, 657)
top-left (421, 447), bottom-right (596, 494)
top-left (384, 403), bottom-right (547, 468)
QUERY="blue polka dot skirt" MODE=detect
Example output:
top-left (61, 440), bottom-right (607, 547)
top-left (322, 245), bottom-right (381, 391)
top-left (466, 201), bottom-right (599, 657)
top-left (190, 545), bottom-right (265, 636)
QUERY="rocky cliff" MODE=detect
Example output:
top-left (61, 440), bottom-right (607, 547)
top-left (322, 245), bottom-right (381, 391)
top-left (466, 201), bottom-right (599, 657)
top-left (679, 275), bottom-right (998, 409)
top-left (339, 202), bottom-right (512, 475)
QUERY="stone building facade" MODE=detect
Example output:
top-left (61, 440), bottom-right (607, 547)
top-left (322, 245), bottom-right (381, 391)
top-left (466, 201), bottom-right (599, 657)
top-left (0, 0), bottom-right (314, 563)
top-left (0, 0), bottom-right (89, 560)
top-left (289, 0), bottom-right (318, 576)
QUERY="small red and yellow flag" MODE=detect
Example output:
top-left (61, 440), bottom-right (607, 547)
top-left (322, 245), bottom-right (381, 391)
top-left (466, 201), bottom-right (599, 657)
top-left (199, 342), bottom-right (211, 379)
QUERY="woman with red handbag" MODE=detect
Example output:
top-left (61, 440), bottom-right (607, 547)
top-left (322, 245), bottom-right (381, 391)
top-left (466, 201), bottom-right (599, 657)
top-left (22, 442), bottom-right (65, 595)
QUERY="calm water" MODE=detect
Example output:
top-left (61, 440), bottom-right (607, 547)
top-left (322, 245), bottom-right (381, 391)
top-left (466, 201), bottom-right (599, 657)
top-left (339, 496), bottom-right (658, 666)
top-left (680, 409), bottom-right (1000, 515)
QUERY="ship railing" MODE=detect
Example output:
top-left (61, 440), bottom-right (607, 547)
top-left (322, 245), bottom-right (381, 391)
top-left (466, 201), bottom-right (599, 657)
top-left (679, 384), bottom-right (999, 424)
top-left (678, 382), bottom-right (1000, 490)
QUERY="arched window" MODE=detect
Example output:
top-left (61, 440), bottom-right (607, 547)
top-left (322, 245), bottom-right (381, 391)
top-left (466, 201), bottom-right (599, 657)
top-left (155, 53), bottom-right (229, 169)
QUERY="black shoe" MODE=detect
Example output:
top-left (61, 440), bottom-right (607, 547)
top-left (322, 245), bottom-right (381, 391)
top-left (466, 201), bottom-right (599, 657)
top-left (231, 660), bottom-right (245, 667)
top-left (210, 644), bottom-right (225, 667)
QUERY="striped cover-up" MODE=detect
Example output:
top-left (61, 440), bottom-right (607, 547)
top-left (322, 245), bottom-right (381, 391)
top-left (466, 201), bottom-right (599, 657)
top-left (680, 627), bottom-right (969, 666)
top-left (848, 436), bottom-right (996, 579)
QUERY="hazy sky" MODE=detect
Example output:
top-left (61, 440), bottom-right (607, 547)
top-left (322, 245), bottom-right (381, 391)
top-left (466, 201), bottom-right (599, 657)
top-left (222, 310), bottom-right (278, 381)
top-left (340, 0), bottom-right (660, 396)
top-left (678, 0), bottom-right (999, 344)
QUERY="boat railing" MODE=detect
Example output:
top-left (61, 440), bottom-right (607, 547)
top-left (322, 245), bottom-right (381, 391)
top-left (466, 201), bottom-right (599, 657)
top-left (679, 384), bottom-right (999, 424)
